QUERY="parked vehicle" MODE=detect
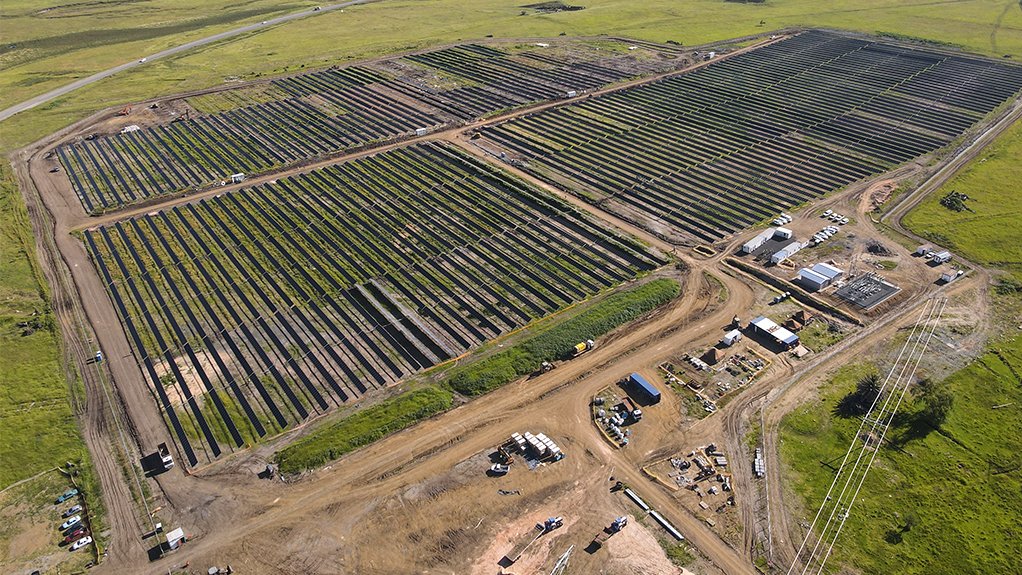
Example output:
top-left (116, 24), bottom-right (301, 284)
top-left (158, 442), bottom-right (175, 470)
top-left (490, 463), bottom-right (510, 475)
top-left (593, 516), bottom-right (629, 546)
top-left (60, 515), bottom-right (81, 531)
top-left (71, 536), bottom-right (93, 551)
top-left (62, 504), bottom-right (82, 518)
top-left (63, 528), bottom-right (86, 544)
top-left (573, 339), bottom-right (595, 357)
top-left (54, 489), bottom-right (78, 504)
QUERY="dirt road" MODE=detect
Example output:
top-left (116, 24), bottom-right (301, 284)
top-left (12, 149), bottom-right (149, 565)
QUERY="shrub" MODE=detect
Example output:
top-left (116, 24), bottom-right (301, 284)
top-left (447, 279), bottom-right (680, 396)
top-left (274, 386), bottom-right (453, 474)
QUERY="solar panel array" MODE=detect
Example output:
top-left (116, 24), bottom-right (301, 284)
top-left (480, 31), bottom-right (1022, 244)
top-left (84, 142), bottom-right (664, 465)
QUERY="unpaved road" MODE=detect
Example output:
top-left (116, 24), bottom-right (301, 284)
top-left (0, 1), bottom-right (373, 122)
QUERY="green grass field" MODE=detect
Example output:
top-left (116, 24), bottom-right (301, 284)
top-left (904, 117), bottom-right (1022, 282)
top-left (780, 341), bottom-right (1022, 574)
top-left (0, 0), bottom-right (319, 110)
top-left (797, 321), bottom-right (848, 352)
top-left (0, 164), bottom-right (92, 490)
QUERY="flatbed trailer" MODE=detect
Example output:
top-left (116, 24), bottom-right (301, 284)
top-left (591, 516), bottom-right (627, 548)
top-left (502, 517), bottom-right (562, 564)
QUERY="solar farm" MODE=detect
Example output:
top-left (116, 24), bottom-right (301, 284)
top-left (477, 30), bottom-right (1022, 244)
top-left (16, 19), bottom-right (1022, 575)
top-left (83, 141), bottom-right (665, 465)
top-left (55, 40), bottom-right (672, 214)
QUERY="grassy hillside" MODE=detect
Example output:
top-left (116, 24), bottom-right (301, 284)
top-left (904, 117), bottom-right (1022, 282)
top-left (780, 340), bottom-right (1022, 574)
top-left (0, 0), bottom-right (319, 110)
top-left (0, 164), bottom-right (90, 489)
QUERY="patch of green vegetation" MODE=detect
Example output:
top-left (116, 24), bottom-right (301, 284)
top-left (521, 1), bottom-right (585, 13)
top-left (274, 386), bottom-right (453, 474)
top-left (994, 276), bottom-right (1022, 296)
top-left (0, 164), bottom-right (93, 489)
top-left (876, 259), bottom-right (898, 270)
top-left (447, 278), bottom-right (680, 396)
top-left (780, 341), bottom-right (1022, 574)
top-left (797, 320), bottom-right (847, 351)
top-left (905, 118), bottom-right (1022, 281)
top-left (745, 419), bottom-right (761, 451)
top-left (663, 541), bottom-right (696, 567)
top-left (676, 383), bottom-right (711, 420)
top-left (938, 190), bottom-right (974, 213)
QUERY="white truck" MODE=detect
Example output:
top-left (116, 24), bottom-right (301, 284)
top-left (158, 443), bottom-right (174, 470)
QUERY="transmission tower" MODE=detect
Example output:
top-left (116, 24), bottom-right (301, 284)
top-left (550, 545), bottom-right (574, 575)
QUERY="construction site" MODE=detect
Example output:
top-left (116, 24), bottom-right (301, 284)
top-left (6, 25), bottom-right (1021, 575)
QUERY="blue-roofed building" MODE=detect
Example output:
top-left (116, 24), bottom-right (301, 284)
top-left (627, 372), bottom-right (661, 404)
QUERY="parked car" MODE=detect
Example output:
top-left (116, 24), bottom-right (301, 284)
top-left (71, 536), bottom-right (93, 551)
top-left (62, 505), bottom-right (82, 518)
top-left (60, 515), bottom-right (81, 531)
top-left (489, 464), bottom-right (510, 475)
top-left (54, 489), bottom-right (78, 504)
top-left (63, 528), bottom-right (86, 544)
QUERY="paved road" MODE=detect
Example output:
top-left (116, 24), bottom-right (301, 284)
top-left (0, 0), bottom-right (372, 123)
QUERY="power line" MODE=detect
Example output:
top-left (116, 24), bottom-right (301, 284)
top-left (786, 298), bottom-right (945, 574)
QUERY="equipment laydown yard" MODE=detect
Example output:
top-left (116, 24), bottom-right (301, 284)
top-left (84, 142), bottom-right (664, 466)
top-left (479, 30), bottom-right (1022, 244)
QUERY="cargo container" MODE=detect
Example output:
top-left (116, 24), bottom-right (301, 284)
top-left (627, 373), bottom-right (661, 404)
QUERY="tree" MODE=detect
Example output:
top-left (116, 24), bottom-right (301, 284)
top-left (915, 378), bottom-right (953, 427)
top-left (836, 372), bottom-right (883, 417)
top-left (903, 511), bottom-right (920, 532)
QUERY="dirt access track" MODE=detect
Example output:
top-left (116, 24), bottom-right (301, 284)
top-left (8, 29), bottom-right (1018, 574)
